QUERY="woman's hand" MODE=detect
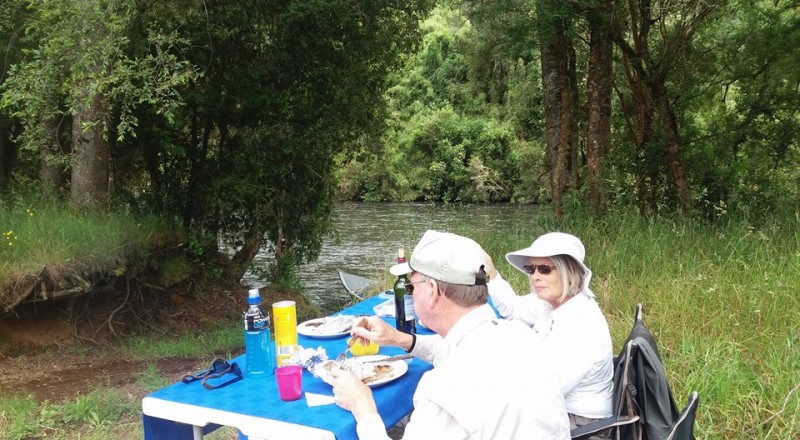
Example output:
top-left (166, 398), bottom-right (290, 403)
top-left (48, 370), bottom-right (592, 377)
top-left (482, 249), bottom-right (499, 280)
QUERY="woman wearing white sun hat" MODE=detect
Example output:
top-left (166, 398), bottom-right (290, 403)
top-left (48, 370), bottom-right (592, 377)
top-left (484, 232), bottom-right (613, 437)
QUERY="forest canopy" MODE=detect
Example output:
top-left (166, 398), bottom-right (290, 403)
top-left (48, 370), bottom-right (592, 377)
top-left (1, 0), bottom-right (798, 283)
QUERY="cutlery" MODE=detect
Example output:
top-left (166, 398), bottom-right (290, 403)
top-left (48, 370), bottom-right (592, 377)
top-left (334, 338), bottom-right (355, 366)
top-left (361, 354), bottom-right (414, 364)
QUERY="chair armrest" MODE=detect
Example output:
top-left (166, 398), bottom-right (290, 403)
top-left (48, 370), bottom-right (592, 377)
top-left (570, 415), bottom-right (639, 440)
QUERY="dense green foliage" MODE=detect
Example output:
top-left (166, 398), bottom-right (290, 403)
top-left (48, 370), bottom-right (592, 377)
top-left (2, 0), bottom-right (798, 284)
top-left (0, 0), bottom-right (434, 284)
top-left (337, 7), bottom-right (545, 203)
top-left (337, 2), bottom-right (799, 219)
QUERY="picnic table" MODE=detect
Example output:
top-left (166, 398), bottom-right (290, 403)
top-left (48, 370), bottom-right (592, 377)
top-left (142, 294), bottom-right (434, 440)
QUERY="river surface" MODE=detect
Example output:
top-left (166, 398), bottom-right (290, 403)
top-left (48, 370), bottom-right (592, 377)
top-left (243, 202), bottom-right (537, 314)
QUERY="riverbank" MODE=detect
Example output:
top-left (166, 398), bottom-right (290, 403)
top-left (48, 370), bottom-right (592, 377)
top-left (2, 203), bottom-right (799, 439)
top-left (0, 200), bottom-right (323, 439)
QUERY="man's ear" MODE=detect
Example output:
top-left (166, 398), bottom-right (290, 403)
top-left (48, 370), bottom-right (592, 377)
top-left (427, 279), bottom-right (443, 306)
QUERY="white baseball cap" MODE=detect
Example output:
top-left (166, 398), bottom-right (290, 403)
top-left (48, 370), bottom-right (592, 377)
top-left (390, 230), bottom-right (487, 285)
top-left (505, 232), bottom-right (594, 297)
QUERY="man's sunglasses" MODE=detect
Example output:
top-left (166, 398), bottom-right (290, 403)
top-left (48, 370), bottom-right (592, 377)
top-left (522, 264), bottom-right (557, 275)
top-left (403, 280), bottom-right (427, 295)
top-left (181, 358), bottom-right (243, 390)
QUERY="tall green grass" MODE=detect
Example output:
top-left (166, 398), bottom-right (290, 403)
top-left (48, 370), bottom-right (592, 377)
top-left (457, 208), bottom-right (800, 439)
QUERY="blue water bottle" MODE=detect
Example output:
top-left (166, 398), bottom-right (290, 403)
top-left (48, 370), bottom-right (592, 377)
top-left (243, 288), bottom-right (274, 377)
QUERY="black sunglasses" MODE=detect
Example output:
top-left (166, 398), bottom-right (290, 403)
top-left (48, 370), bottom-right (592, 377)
top-left (181, 358), bottom-right (243, 390)
top-left (403, 280), bottom-right (427, 295)
top-left (522, 264), bottom-right (557, 275)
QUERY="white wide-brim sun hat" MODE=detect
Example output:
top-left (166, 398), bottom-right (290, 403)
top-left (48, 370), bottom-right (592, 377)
top-left (505, 232), bottom-right (594, 298)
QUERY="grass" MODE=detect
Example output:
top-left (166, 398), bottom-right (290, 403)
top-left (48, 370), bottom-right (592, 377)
top-left (125, 325), bottom-right (242, 359)
top-left (1, 202), bottom-right (799, 439)
top-left (0, 322), bottom-right (245, 440)
top-left (0, 389), bottom-right (143, 440)
top-left (0, 389), bottom-right (239, 440)
top-left (0, 194), bottom-right (185, 307)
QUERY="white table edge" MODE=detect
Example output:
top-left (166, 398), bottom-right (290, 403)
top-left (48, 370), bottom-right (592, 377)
top-left (142, 396), bottom-right (336, 440)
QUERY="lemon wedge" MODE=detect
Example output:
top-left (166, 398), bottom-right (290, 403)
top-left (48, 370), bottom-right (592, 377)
top-left (348, 337), bottom-right (380, 356)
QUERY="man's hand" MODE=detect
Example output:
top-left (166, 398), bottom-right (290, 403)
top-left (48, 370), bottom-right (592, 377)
top-left (331, 369), bottom-right (377, 421)
top-left (351, 315), bottom-right (412, 349)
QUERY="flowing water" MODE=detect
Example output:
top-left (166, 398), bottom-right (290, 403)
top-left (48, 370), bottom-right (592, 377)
top-left (243, 202), bottom-right (537, 314)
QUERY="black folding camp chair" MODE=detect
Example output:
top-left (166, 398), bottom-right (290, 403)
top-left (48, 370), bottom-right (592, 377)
top-left (571, 304), bottom-right (700, 440)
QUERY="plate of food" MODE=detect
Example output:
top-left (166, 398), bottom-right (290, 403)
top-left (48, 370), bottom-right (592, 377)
top-left (359, 355), bottom-right (410, 387)
top-left (311, 355), bottom-right (409, 388)
top-left (297, 315), bottom-right (355, 339)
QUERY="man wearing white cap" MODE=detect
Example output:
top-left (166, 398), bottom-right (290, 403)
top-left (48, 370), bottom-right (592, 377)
top-left (485, 232), bottom-right (613, 437)
top-left (331, 230), bottom-right (570, 440)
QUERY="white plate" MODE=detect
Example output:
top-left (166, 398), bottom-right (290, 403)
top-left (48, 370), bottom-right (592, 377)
top-left (297, 315), bottom-right (355, 339)
top-left (358, 355), bottom-right (410, 388)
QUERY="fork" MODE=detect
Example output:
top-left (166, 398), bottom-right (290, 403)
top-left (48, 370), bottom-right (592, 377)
top-left (334, 339), bottom-right (355, 367)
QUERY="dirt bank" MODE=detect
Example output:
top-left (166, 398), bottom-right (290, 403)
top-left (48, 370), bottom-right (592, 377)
top-left (0, 272), bottom-right (317, 405)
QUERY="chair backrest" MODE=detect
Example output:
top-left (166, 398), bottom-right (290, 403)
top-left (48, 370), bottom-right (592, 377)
top-left (337, 271), bottom-right (372, 299)
top-left (623, 304), bottom-right (697, 440)
top-left (610, 340), bottom-right (643, 440)
top-left (572, 304), bottom-right (698, 440)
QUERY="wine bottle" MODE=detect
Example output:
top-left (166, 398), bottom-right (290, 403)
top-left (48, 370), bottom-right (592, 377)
top-left (393, 248), bottom-right (416, 334)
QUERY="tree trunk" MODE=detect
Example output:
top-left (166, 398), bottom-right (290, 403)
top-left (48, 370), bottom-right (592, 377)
top-left (538, 0), bottom-right (576, 218)
top-left (612, 0), bottom-right (713, 215)
top-left (652, 82), bottom-right (691, 214)
top-left (71, 80), bottom-right (109, 210)
top-left (615, 47), bottom-right (655, 217)
top-left (182, 112), bottom-right (212, 229)
top-left (229, 221), bottom-right (267, 282)
top-left (586, 10), bottom-right (614, 215)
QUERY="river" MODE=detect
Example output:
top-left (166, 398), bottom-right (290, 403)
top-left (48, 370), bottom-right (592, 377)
top-left (243, 202), bottom-right (537, 314)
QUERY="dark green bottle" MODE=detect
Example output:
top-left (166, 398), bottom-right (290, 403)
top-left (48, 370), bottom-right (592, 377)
top-left (393, 248), bottom-right (416, 334)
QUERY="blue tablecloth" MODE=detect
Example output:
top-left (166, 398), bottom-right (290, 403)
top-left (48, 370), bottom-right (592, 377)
top-left (142, 295), bottom-right (435, 440)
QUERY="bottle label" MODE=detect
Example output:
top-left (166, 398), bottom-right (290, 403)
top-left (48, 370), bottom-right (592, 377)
top-left (253, 316), bottom-right (268, 330)
top-left (244, 313), bottom-right (269, 331)
top-left (404, 296), bottom-right (415, 320)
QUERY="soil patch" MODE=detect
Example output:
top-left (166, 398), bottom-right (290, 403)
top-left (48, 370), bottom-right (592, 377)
top-left (0, 273), bottom-right (317, 405)
top-left (0, 351), bottom-right (212, 403)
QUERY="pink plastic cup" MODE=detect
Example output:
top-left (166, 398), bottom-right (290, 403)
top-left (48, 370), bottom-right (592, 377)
top-left (275, 365), bottom-right (303, 401)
